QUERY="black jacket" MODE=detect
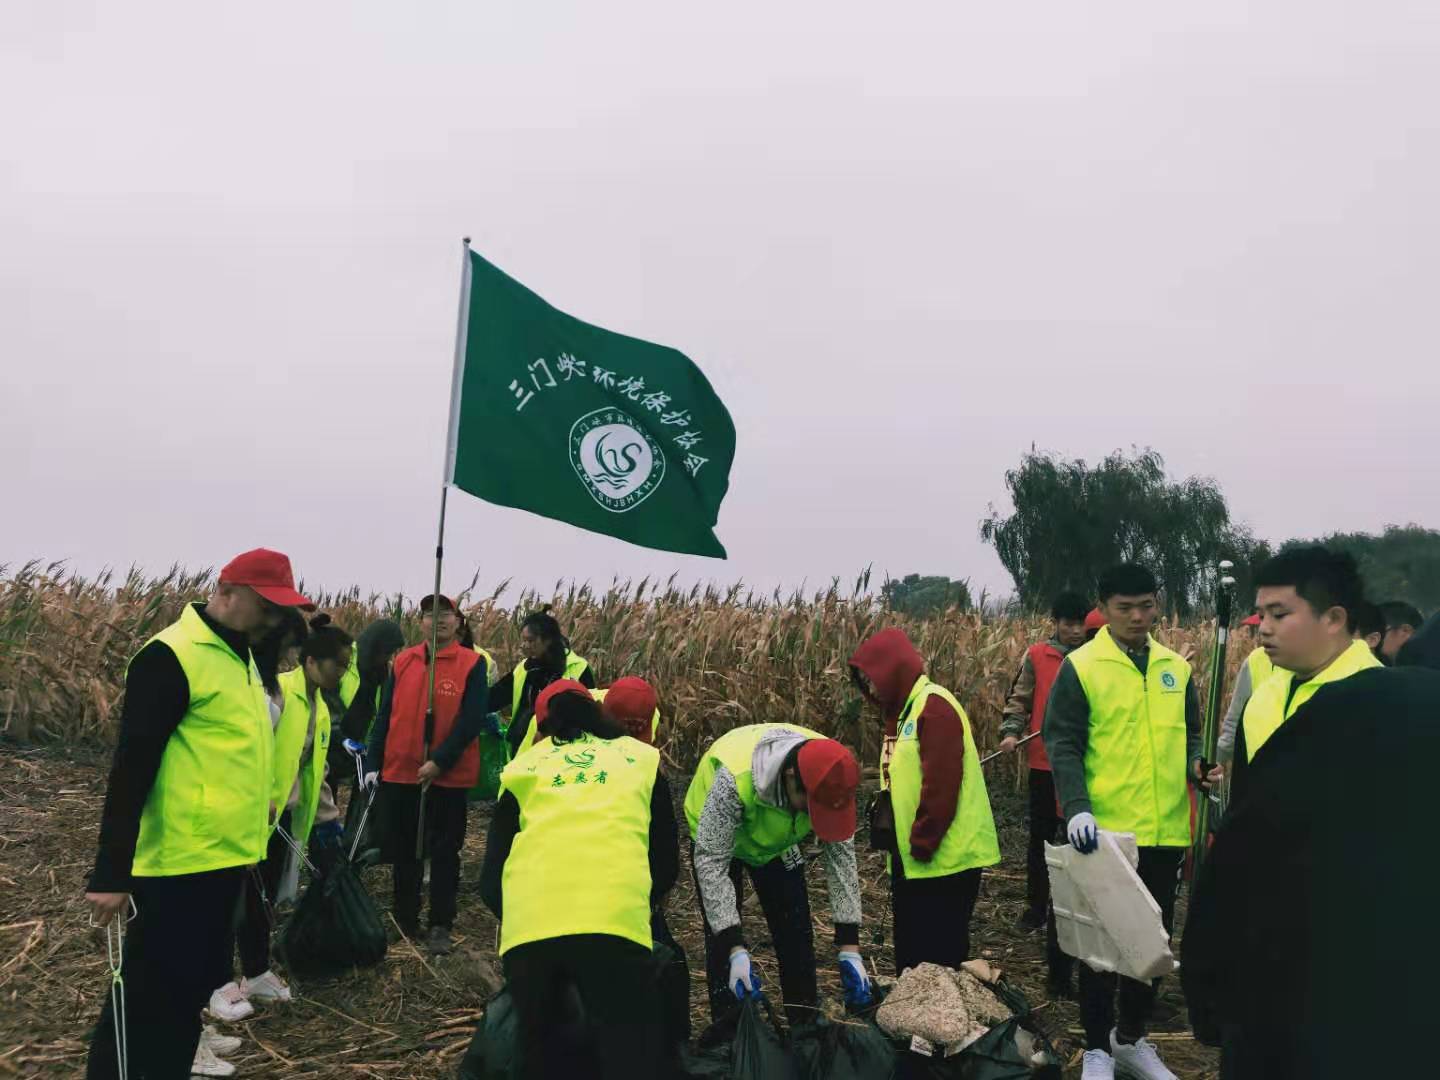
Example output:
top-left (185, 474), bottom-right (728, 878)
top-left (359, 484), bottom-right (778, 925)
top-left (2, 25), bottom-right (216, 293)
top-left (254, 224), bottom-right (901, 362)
top-left (1182, 667), bottom-right (1440, 1078)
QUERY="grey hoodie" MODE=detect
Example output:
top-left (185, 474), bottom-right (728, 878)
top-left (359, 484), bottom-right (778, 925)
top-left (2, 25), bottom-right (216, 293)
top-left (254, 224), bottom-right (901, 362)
top-left (692, 727), bottom-right (861, 953)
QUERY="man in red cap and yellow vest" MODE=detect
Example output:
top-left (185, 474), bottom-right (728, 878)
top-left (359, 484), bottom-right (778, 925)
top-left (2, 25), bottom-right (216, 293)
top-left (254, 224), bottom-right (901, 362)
top-left (685, 725), bottom-right (869, 1026)
top-left (851, 628), bottom-right (1001, 977)
top-left (85, 549), bottom-right (313, 1080)
top-left (365, 593), bottom-right (497, 956)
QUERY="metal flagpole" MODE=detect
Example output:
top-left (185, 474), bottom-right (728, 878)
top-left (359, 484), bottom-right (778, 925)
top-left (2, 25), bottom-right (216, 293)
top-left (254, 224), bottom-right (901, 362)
top-left (417, 237), bottom-right (474, 861)
top-left (1192, 559), bottom-right (1236, 874)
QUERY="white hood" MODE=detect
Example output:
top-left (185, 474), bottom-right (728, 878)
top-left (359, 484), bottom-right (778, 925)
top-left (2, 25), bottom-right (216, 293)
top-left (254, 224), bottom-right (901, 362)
top-left (750, 727), bottom-right (810, 809)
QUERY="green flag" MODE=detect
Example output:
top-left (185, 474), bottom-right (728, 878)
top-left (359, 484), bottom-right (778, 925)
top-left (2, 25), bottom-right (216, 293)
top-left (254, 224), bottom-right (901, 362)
top-left (445, 247), bottom-right (735, 558)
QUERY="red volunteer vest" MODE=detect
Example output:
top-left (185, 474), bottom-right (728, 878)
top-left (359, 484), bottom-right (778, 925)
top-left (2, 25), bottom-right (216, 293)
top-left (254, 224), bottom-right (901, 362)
top-left (382, 642), bottom-right (482, 788)
top-left (1026, 642), bottom-right (1064, 772)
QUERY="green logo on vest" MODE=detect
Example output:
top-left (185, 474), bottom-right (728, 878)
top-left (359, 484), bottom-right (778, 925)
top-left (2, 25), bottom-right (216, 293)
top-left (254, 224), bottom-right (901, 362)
top-left (1160, 671), bottom-right (1177, 689)
top-left (901, 721), bottom-right (916, 737)
top-left (563, 748), bottom-right (597, 770)
top-left (570, 409), bottom-right (665, 513)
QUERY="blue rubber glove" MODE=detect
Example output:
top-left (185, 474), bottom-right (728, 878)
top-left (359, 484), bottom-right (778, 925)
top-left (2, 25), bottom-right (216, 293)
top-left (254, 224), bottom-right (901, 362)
top-left (1067, 812), bottom-right (1098, 854)
top-left (728, 949), bottom-right (762, 999)
top-left (838, 951), bottom-right (871, 1007)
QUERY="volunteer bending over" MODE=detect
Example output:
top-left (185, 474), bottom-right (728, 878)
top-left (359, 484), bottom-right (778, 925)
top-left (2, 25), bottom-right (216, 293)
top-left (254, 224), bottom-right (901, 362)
top-left (479, 683), bottom-right (678, 1079)
top-left (685, 724), bottom-right (870, 1027)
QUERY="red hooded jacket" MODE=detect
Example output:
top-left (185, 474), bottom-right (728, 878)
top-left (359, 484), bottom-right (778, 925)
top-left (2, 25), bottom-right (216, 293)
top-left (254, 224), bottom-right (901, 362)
top-left (849, 628), bottom-right (967, 864)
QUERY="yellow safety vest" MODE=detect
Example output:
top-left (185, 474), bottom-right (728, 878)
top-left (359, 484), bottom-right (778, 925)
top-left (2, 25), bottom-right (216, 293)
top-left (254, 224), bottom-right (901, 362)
top-left (884, 676), bottom-right (1000, 879)
top-left (1241, 639), bottom-right (1381, 761)
top-left (498, 732), bottom-right (659, 955)
top-left (1245, 646), bottom-right (1276, 691)
top-left (131, 604), bottom-right (274, 878)
top-left (510, 652), bottom-right (590, 722)
top-left (1067, 627), bottom-right (1193, 848)
top-left (514, 687), bottom-right (661, 759)
top-left (473, 645), bottom-right (499, 685)
top-left (684, 723), bottom-right (827, 867)
top-left (271, 666), bottom-right (330, 850)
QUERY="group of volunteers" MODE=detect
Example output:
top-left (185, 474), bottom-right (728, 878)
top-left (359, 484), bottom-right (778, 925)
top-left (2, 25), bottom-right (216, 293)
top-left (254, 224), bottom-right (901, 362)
top-left (81, 543), bottom-right (1438, 1079)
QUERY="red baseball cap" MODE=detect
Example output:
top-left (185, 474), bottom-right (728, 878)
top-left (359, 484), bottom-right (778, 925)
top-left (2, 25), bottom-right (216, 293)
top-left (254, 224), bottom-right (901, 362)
top-left (1241, 613), bottom-right (1262, 627)
top-left (219, 549), bottom-right (313, 610)
top-left (601, 677), bottom-right (659, 743)
top-left (419, 594), bottom-right (457, 613)
top-left (1084, 608), bottom-right (1107, 631)
top-left (534, 679), bottom-right (592, 733)
top-left (797, 739), bottom-right (859, 843)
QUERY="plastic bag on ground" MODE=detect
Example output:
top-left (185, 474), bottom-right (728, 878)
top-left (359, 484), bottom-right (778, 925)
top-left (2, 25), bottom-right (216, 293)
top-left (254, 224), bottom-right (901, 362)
top-left (888, 978), bottom-right (1060, 1080)
top-left (467, 725), bottom-right (509, 802)
top-left (677, 997), bottom-right (794, 1079)
top-left (791, 1014), bottom-right (896, 1079)
top-left (278, 857), bottom-right (386, 978)
top-left (458, 989), bottom-right (517, 1080)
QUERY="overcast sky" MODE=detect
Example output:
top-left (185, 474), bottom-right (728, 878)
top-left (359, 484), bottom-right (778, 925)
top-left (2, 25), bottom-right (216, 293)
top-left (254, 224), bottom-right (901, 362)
top-left (4, 2), bottom-right (1437, 604)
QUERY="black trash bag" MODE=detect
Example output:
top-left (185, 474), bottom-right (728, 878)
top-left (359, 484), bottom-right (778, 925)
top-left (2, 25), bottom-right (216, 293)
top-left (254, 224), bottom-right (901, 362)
top-left (791, 1014), bottom-right (896, 1079)
top-left (342, 782), bottom-right (386, 867)
top-left (278, 857), bottom-right (386, 978)
top-left (677, 997), bottom-right (795, 1079)
top-left (458, 989), bottom-right (517, 1080)
top-left (652, 912), bottom-right (692, 1053)
top-left (891, 981), bottom-right (1060, 1080)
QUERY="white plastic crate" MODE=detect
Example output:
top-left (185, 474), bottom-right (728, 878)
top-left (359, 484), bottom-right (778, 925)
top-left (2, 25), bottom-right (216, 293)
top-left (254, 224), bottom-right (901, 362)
top-left (1044, 830), bottom-right (1177, 982)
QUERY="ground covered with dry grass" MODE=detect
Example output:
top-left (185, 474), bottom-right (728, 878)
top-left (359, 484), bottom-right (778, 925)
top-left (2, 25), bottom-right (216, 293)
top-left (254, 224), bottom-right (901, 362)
top-left (0, 742), bottom-right (1218, 1079)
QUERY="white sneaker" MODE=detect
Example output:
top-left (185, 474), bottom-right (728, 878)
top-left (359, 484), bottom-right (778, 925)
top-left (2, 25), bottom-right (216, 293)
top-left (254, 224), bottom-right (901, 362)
top-left (1111, 1031), bottom-right (1177, 1080)
top-left (1082, 1049), bottom-right (1116, 1079)
top-left (201, 1025), bottom-right (242, 1056)
top-left (191, 1039), bottom-right (237, 1077)
top-left (241, 969), bottom-right (292, 1003)
top-left (207, 982), bottom-right (254, 1022)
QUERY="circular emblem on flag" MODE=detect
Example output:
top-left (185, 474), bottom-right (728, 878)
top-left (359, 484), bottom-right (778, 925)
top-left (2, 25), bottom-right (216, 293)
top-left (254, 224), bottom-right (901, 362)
top-left (570, 409), bottom-right (666, 513)
top-left (1161, 671), bottom-right (1177, 689)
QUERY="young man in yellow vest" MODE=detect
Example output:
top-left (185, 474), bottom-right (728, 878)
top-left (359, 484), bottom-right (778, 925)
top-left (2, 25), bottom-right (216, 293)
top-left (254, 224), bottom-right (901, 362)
top-left (85, 549), bottom-right (313, 1080)
top-left (1231, 547), bottom-right (1381, 801)
top-left (478, 685), bottom-right (678, 1076)
top-left (685, 725), bottom-right (869, 1028)
top-left (850, 628), bottom-right (1001, 976)
top-left (1044, 563), bottom-right (1209, 1080)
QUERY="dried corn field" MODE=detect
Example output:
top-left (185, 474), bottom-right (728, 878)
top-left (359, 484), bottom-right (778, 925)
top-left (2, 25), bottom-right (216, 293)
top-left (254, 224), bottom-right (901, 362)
top-left (0, 561), bottom-right (1249, 769)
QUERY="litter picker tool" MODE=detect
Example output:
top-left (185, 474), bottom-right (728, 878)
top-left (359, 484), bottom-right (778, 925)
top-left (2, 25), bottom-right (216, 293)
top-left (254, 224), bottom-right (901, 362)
top-left (275, 823), bottom-right (321, 878)
top-left (344, 739), bottom-right (379, 864)
top-left (1192, 560), bottom-right (1237, 873)
top-left (980, 730), bottom-right (1038, 766)
top-left (90, 896), bottom-right (137, 1080)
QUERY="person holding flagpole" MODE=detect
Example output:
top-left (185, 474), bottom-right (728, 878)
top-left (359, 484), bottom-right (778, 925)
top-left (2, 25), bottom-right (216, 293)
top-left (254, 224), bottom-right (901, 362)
top-left (365, 593), bottom-right (496, 955)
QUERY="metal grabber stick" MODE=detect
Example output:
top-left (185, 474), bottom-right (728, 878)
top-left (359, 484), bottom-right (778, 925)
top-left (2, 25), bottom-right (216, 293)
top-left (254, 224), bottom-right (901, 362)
top-left (980, 730), bottom-right (1039, 766)
top-left (91, 896), bottom-right (137, 1080)
top-left (344, 739), bottom-right (378, 864)
top-left (1193, 559), bottom-right (1237, 872)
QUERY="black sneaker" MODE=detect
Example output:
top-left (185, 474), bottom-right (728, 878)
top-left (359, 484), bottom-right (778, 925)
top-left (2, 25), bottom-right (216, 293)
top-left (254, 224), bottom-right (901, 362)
top-left (1017, 908), bottom-right (1047, 932)
top-left (427, 925), bottom-right (453, 956)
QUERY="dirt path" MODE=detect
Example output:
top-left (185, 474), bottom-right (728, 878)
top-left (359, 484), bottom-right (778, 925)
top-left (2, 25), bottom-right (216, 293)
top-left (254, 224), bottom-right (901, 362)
top-left (0, 742), bottom-right (1218, 1077)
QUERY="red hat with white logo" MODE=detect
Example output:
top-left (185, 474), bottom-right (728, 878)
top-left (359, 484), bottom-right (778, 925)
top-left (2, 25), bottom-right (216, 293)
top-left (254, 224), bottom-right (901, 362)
top-left (796, 739), bottom-right (860, 842)
top-left (218, 549), bottom-right (314, 610)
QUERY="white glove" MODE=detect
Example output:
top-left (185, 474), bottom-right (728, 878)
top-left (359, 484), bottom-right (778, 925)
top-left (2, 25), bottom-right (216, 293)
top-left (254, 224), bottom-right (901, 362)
top-left (728, 948), bottom-right (759, 999)
top-left (362, 770), bottom-right (379, 793)
top-left (1067, 812), bottom-right (1098, 854)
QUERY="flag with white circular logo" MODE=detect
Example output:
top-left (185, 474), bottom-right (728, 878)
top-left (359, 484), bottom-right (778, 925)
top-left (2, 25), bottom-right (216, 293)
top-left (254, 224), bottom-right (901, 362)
top-left (444, 248), bottom-right (735, 558)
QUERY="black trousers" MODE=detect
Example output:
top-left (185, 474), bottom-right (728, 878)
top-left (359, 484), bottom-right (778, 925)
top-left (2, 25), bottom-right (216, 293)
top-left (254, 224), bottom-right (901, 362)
top-left (235, 814), bottom-right (288, 980)
top-left (380, 782), bottom-right (466, 931)
top-left (87, 868), bottom-right (245, 1080)
top-left (1025, 768), bottom-right (1063, 917)
top-left (696, 850), bottom-right (817, 1028)
top-left (650, 908), bottom-right (691, 1049)
top-left (891, 862), bottom-right (983, 975)
top-left (1077, 846), bottom-right (1183, 1051)
top-left (503, 933), bottom-right (661, 1080)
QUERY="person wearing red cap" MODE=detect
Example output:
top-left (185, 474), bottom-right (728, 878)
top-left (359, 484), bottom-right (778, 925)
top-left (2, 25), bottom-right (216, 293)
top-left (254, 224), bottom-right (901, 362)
top-left (683, 724), bottom-right (869, 1027)
top-left (513, 674), bottom-right (661, 758)
top-left (365, 593), bottom-right (498, 956)
top-left (850, 628), bottom-right (1001, 979)
top-left (84, 549), bottom-right (313, 1080)
top-left (478, 688), bottom-right (679, 1076)
top-left (1084, 606), bottom-right (1108, 641)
